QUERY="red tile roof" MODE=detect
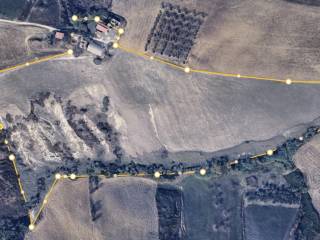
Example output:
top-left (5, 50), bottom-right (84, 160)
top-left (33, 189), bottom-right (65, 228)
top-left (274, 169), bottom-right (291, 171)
top-left (96, 23), bottom-right (108, 33)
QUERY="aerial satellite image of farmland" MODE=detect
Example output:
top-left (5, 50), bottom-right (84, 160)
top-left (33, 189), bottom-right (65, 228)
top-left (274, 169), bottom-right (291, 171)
top-left (1, 0), bottom-right (320, 239)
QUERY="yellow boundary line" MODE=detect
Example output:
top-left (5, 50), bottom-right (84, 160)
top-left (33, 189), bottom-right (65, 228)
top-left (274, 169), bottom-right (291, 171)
top-left (250, 148), bottom-right (277, 159)
top-left (0, 52), bottom-right (69, 75)
top-left (17, 178), bottom-right (27, 202)
top-left (117, 44), bottom-right (320, 85)
top-left (0, 37), bottom-right (317, 229)
top-left (7, 150), bottom-right (28, 202)
top-left (183, 170), bottom-right (196, 175)
top-left (0, 126), bottom-right (291, 231)
top-left (30, 178), bottom-right (59, 227)
top-left (0, 43), bottom-right (320, 85)
top-left (1, 109), bottom-right (306, 232)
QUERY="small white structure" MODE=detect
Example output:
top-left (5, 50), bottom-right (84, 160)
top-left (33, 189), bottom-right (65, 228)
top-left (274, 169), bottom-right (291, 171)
top-left (55, 32), bottom-right (64, 40)
top-left (87, 42), bottom-right (105, 58)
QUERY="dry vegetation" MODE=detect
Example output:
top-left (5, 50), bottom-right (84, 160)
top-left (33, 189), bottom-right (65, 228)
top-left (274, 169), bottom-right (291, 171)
top-left (0, 23), bottom-right (49, 68)
top-left (0, 22), bottom-right (64, 69)
top-left (114, 0), bottom-right (320, 80)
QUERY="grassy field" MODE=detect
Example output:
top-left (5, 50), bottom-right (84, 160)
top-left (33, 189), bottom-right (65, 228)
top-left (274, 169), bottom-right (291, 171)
top-left (245, 205), bottom-right (298, 240)
top-left (0, 22), bottom-right (64, 69)
top-left (181, 175), bottom-right (242, 240)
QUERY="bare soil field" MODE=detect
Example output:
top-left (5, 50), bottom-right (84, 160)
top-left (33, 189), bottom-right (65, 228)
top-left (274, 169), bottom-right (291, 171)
top-left (294, 134), bottom-right (320, 213)
top-left (26, 177), bottom-right (159, 240)
top-left (25, 179), bottom-right (94, 240)
top-left (114, 0), bottom-right (320, 80)
top-left (1, 51), bottom-right (320, 160)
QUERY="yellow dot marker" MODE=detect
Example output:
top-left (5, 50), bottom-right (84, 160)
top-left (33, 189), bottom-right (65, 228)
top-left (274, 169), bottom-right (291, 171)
top-left (84, 17), bottom-right (88, 21)
top-left (234, 159), bottom-right (239, 164)
top-left (116, 36), bottom-right (121, 40)
top-left (237, 74), bottom-right (241, 78)
top-left (113, 174), bottom-right (118, 178)
top-left (178, 171), bottom-right (182, 175)
top-left (199, 168), bottom-right (206, 176)
top-left (25, 62), bottom-right (30, 66)
top-left (8, 154), bottom-right (15, 161)
top-left (150, 56), bottom-right (154, 60)
top-left (184, 66), bottom-right (191, 73)
top-left (43, 198), bottom-right (48, 204)
top-left (286, 78), bottom-right (292, 85)
top-left (266, 149), bottom-right (274, 156)
top-left (67, 49), bottom-right (74, 55)
top-left (299, 136), bottom-right (304, 141)
top-left (70, 173), bottom-right (76, 180)
top-left (118, 28), bottom-right (125, 35)
top-left (55, 173), bottom-right (61, 180)
top-left (71, 15), bottom-right (78, 22)
top-left (154, 171), bottom-right (161, 178)
top-left (0, 123), bottom-right (3, 130)
top-left (4, 139), bottom-right (8, 145)
top-left (29, 224), bottom-right (35, 231)
top-left (94, 16), bottom-right (101, 22)
top-left (112, 42), bottom-right (119, 49)
top-left (21, 190), bottom-right (24, 194)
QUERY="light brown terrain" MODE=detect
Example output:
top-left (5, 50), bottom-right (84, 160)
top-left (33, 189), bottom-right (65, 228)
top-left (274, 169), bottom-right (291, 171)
top-left (2, 51), bottom-right (320, 160)
top-left (294, 135), bottom-right (320, 212)
top-left (1, 1), bottom-right (320, 239)
top-left (114, 0), bottom-right (320, 80)
top-left (26, 179), bottom-right (94, 240)
top-left (0, 1), bottom-right (320, 161)
top-left (26, 177), bottom-right (159, 240)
